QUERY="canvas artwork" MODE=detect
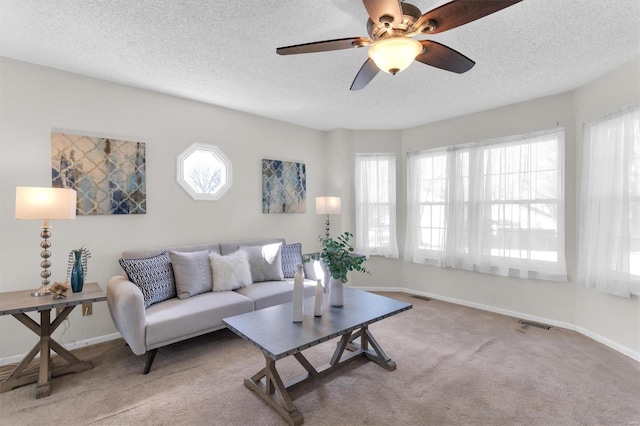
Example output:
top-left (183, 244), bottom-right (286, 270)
top-left (262, 159), bottom-right (306, 214)
top-left (51, 132), bottom-right (146, 215)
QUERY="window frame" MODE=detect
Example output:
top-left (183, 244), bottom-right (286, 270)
top-left (405, 128), bottom-right (566, 281)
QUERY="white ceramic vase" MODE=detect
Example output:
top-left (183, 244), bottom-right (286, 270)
top-left (329, 277), bottom-right (344, 307)
top-left (292, 264), bottom-right (304, 322)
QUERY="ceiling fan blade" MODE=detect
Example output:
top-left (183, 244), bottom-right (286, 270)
top-left (417, 0), bottom-right (522, 34)
top-left (277, 37), bottom-right (369, 55)
top-left (362, 0), bottom-right (403, 25)
top-left (350, 58), bottom-right (380, 91)
top-left (415, 40), bottom-right (475, 74)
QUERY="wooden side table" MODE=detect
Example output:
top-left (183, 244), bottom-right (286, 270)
top-left (0, 282), bottom-right (106, 398)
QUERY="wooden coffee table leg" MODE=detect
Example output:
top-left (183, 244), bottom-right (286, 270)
top-left (244, 354), bottom-right (303, 426)
top-left (360, 326), bottom-right (396, 371)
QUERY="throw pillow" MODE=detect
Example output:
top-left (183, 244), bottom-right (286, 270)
top-left (240, 242), bottom-right (284, 282)
top-left (209, 250), bottom-right (252, 291)
top-left (168, 250), bottom-right (213, 299)
top-left (119, 251), bottom-right (176, 308)
top-left (281, 243), bottom-right (303, 278)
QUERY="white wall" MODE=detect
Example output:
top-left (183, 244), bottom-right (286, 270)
top-left (0, 58), bottom-right (327, 360)
top-left (1, 56), bottom-right (638, 362)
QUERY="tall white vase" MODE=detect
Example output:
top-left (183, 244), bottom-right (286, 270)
top-left (314, 279), bottom-right (324, 316)
top-left (329, 277), bottom-right (344, 307)
top-left (292, 264), bottom-right (304, 322)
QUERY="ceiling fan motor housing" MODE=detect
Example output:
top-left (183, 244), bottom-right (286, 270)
top-left (367, 2), bottom-right (422, 39)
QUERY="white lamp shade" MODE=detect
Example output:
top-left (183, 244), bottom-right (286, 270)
top-left (368, 37), bottom-right (423, 74)
top-left (316, 196), bottom-right (341, 215)
top-left (15, 187), bottom-right (77, 220)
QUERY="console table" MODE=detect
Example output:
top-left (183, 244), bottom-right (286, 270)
top-left (223, 289), bottom-right (412, 425)
top-left (0, 282), bottom-right (106, 398)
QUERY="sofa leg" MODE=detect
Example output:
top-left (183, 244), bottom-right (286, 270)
top-left (143, 349), bottom-right (157, 374)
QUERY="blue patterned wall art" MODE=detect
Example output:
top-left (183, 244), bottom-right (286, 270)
top-left (51, 132), bottom-right (146, 215)
top-left (262, 159), bottom-right (306, 214)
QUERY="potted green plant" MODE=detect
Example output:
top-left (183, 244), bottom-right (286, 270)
top-left (318, 231), bottom-right (369, 306)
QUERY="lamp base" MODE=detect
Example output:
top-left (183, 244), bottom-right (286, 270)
top-left (31, 284), bottom-right (53, 297)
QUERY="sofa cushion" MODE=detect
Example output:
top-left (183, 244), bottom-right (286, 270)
top-left (281, 243), bottom-right (303, 278)
top-left (219, 238), bottom-right (285, 256)
top-left (169, 250), bottom-right (213, 299)
top-left (145, 291), bottom-right (254, 348)
top-left (209, 250), bottom-right (252, 291)
top-left (240, 242), bottom-right (284, 283)
top-left (119, 252), bottom-right (176, 308)
top-left (234, 279), bottom-right (316, 310)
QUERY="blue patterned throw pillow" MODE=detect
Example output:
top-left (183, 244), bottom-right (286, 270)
top-left (281, 243), bottom-right (303, 278)
top-left (119, 251), bottom-right (176, 308)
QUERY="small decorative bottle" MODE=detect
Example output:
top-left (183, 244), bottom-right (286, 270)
top-left (292, 264), bottom-right (304, 322)
top-left (314, 279), bottom-right (323, 317)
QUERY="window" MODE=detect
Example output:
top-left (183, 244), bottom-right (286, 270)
top-left (405, 129), bottom-right (566, 281)
top-left (355, 153), bottom-right (398, 258)
top-left (177, 143), bottom-right (232, 200)
top-left (578, 104), bottom-right (640, 297)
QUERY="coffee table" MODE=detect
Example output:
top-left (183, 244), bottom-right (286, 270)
top-left (223, 288), bottom-right (412, 425)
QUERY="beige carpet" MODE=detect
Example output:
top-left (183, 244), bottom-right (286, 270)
top-left (1, 292), bottom-right (638, 426)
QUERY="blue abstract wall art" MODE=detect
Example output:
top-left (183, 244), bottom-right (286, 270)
top-left (51, 132), bottom-right (146, 215)
top-left (262, 158), bottom-right (306, 214)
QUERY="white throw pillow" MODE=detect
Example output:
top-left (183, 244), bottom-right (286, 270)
top-left (209, 250), bottom-right (252, 291)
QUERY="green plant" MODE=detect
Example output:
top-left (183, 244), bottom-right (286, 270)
top-left (318, 231), bottom-right (369, 283)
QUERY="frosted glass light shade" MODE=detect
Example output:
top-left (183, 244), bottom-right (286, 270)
top-left (315, 196), bottom-right (341, 215)
top-left (368, 37), bottom-right (422, 74)
top-left (15, 187), bottom-right (77, 220)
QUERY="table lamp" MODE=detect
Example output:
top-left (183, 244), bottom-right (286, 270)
top-left (315, 196), bottom-right (341, 238)
top-left (15, 186), bottom-right (77, 296)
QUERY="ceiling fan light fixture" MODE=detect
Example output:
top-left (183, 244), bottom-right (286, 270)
top-left (368, 37), bottom-right (422, 75)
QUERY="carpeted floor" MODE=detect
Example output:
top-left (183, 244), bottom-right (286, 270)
top-left (1, 292), bottom-right (638, 425)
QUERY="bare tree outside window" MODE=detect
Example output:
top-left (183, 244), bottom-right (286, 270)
top-left (177, 143), bottom-right (232, 200)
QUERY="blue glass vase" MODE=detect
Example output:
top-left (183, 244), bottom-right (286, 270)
top-left (70, 251), bottom-right (84, 293)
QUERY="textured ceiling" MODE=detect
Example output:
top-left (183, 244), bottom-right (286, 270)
top-left (0, 0), bottom-right (639, 131)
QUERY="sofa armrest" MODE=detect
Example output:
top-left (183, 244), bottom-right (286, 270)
top-left (107, 275), bottom-right (147, 355)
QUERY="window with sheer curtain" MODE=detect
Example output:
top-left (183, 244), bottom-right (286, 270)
top-left (355, 153), bottom-right (398, 258)
top-left (578, 104), bottom-right (640, 297)
top-left (405, 129), bottom-right (566, 281)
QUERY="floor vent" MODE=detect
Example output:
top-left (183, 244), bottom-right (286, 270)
top-left (518, 320), bottom-right (551, 330)
top-left (411, 295), bottom-right (431, 301)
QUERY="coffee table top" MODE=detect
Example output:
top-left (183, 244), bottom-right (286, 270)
top-left (223, 288), bottom-right (412, 360)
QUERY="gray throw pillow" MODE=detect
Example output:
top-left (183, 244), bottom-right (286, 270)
top-left (281, 243), bottom-right (303, 278)
top-left (119, 251), bottom-right (176, 308)
top-left (168, 250), bottom-right (213, 299)
top-left (240, 242), bottom-right (284, 283)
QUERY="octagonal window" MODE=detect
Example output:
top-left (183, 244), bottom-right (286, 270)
top-left (177, 143), bottom-right (232, 200)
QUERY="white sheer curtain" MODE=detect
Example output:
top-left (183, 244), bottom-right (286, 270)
top-left (578, 104), bottom-right (640, 297)
top-left (355, 153), bottom-right (398, 258)
top-left (405, 129), bottom-right (567, 281)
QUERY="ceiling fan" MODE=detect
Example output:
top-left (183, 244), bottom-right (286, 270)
top-left (276, 0), bottom-right (523, 90)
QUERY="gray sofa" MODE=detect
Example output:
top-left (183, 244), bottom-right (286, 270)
top-left (107, 238), bottom-right (319, 373)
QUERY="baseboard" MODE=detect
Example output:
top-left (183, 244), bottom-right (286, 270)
top-left (0, 332), bottom-right (122, 366)
top-left (3, 289), bottom-right (638, 366)
top-left (575, 326), bottom-right (640, 362)
top-left (356, 286), bottom-right (640, 363)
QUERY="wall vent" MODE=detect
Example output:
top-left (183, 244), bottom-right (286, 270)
top-left (518, 320), bottom-right (551, 330)
top-left (411, 295), bottom-right (431, 301)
